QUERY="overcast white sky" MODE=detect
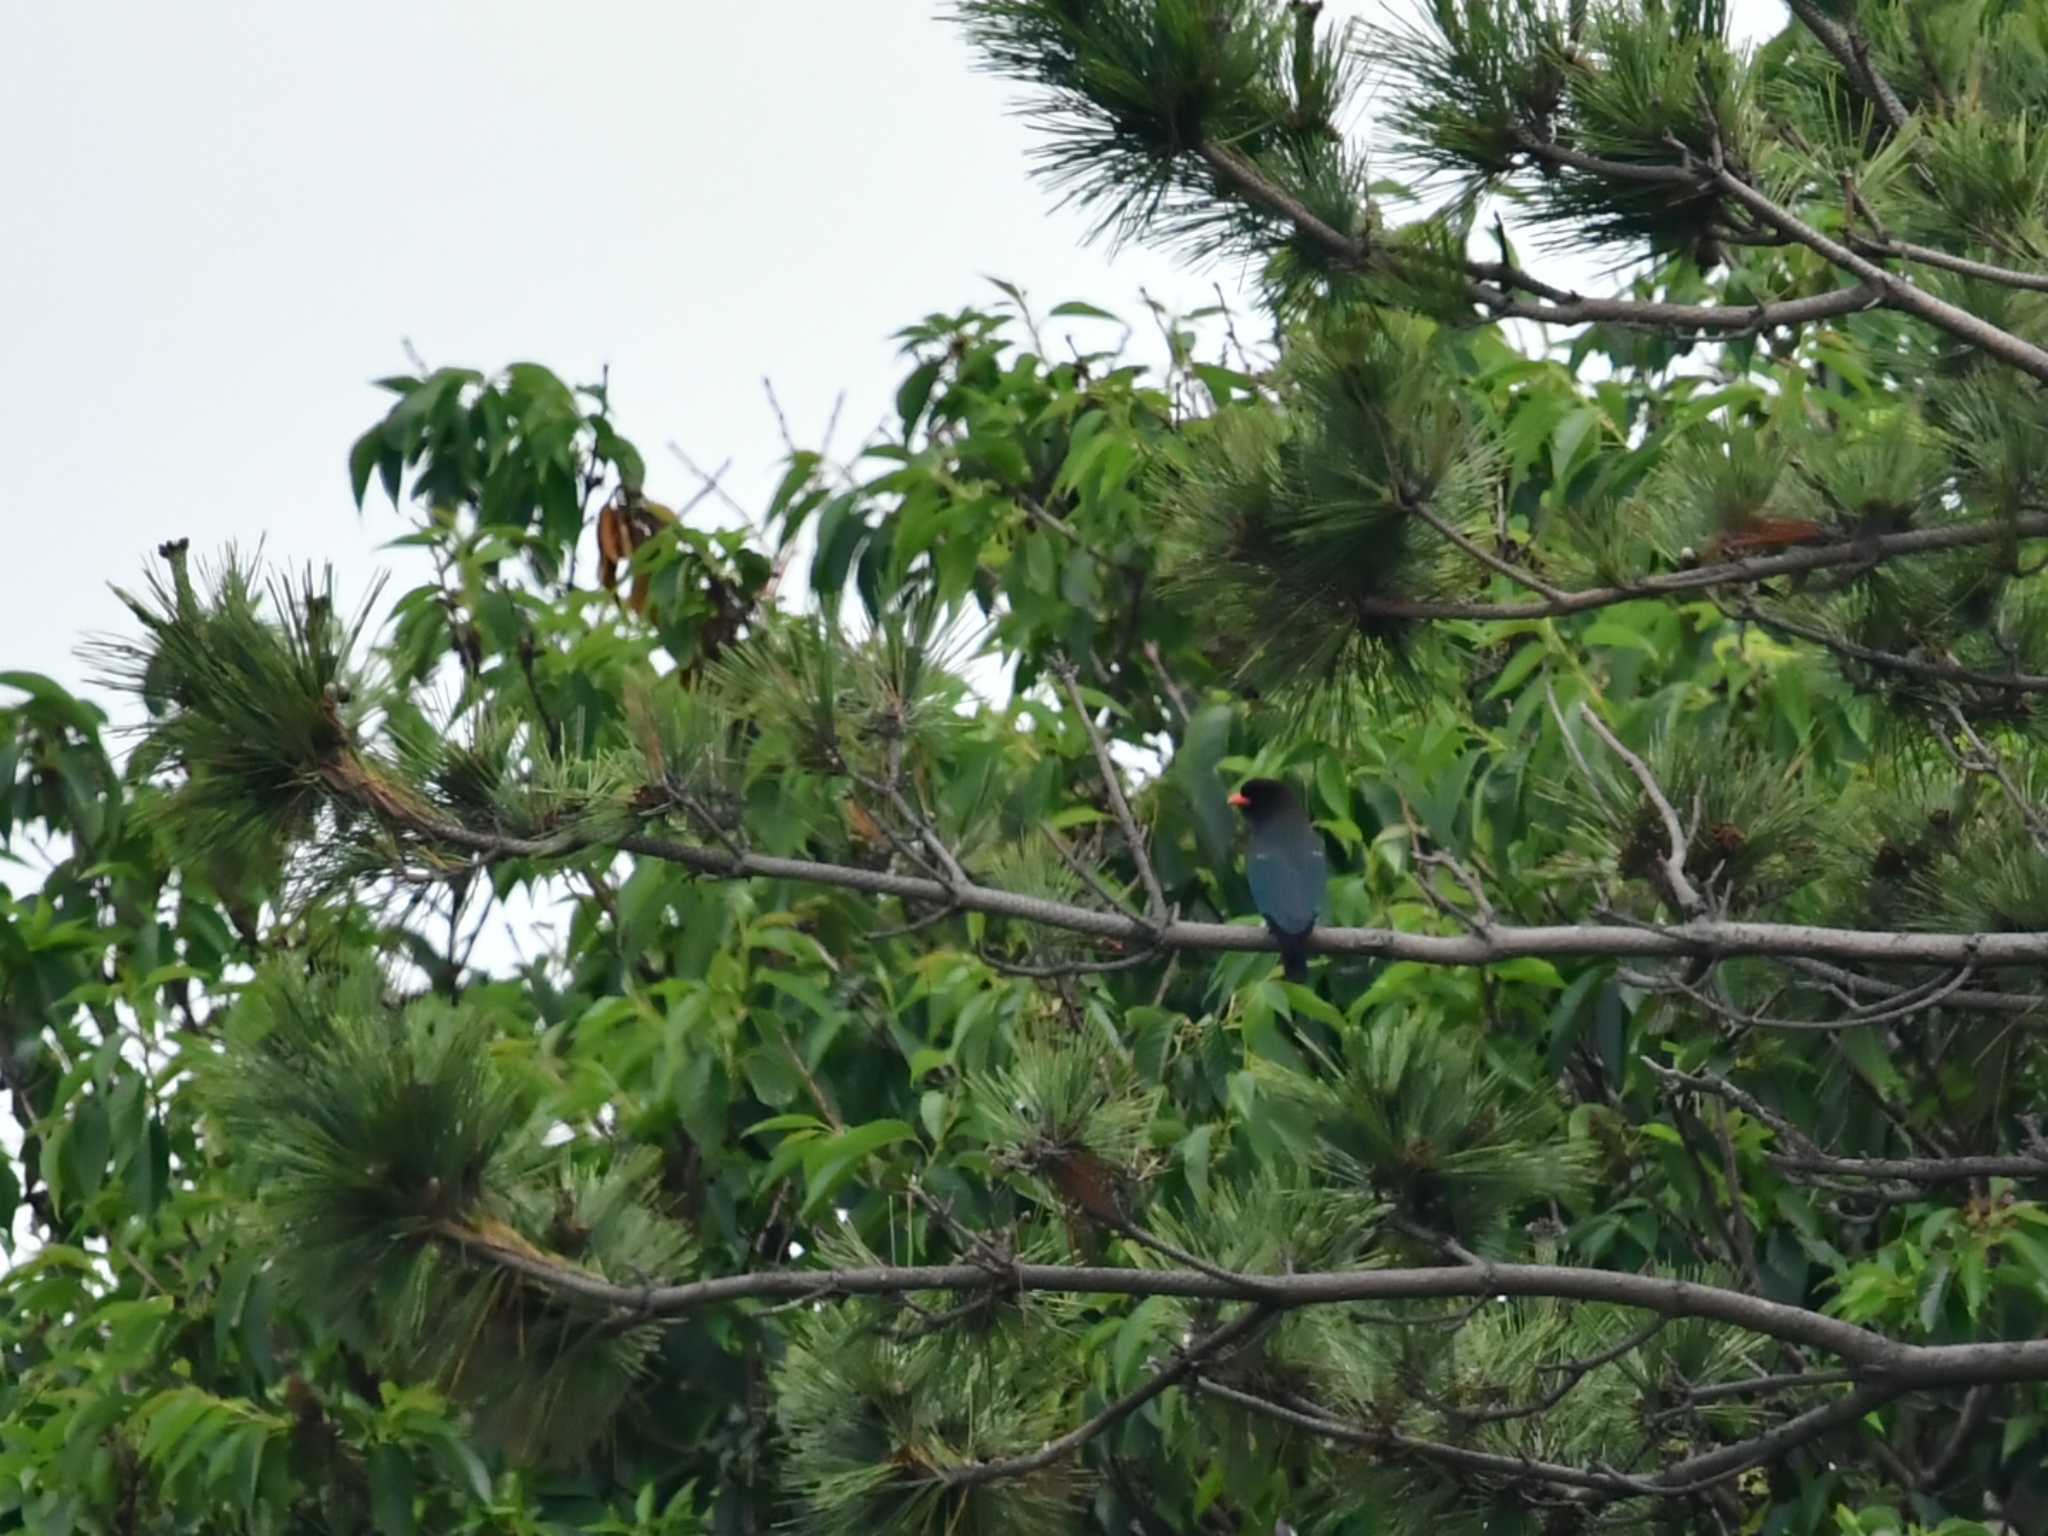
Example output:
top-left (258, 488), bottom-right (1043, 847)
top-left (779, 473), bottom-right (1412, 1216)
top-left (3, 0), bottom-right (1784, 700)
top-left (1, 3), bottom-right (1784, 1253)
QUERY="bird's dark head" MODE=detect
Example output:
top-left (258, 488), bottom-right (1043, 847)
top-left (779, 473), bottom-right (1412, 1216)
top-left (1227, 777), bottom-right (1303, 824)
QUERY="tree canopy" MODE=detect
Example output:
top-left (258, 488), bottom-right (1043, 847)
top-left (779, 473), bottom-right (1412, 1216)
top-left (14, 1), bottom-right (2048, 1533)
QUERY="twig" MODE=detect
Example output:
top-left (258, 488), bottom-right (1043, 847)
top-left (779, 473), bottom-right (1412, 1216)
top-left (944, 1305), bottom-right (1278, 1487)
top-left (1197, 1378), bottom-right (1659, 1496)
top-left (1648, 1058), bottom-right (2048, 1185)
top-left (1945, 704), bottom-right (2048, 850)
top-left (665, 441), bottom-right (752, 520)
top-left (868, 900), bottom-right (962, 942)
top-left (1850, 235), bottom-right (2048, 295)
top-left (1447, 1317), bottom-right (1669, 1427)
top-left (1710, 1102), bottom-right (1762, 1293)
top-left (1576, 703), bottom-right (1704, 917)
top-left (1921, 1383), bottom-right (1995, 1488)
top-left (1042, 823), bottom-right (1145, 922)
top-left (1404, 495), bottom-right (1572, 605)
top-left (1054, 658), bottom-right (1169, 928)
top-left (977, 944), bottom-right (1161, 979)
top-left (1784, 0), bottom-right (1913, 135)
top-left (1736, 606), bottom-right (2048, 698)
top-left (1142, 640), bottom-right (1192, 724)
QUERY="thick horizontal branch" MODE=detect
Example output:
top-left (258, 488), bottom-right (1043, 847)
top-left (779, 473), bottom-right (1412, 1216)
top-left (1771, 1151), bottom-right (2048, 1184)
top-left (441, 1224), bottom-right (2048, 1390)
top-left (348, 783), bottom-right (2048, 972)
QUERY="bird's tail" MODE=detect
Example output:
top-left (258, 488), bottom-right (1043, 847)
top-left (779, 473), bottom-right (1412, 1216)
top-left (1280, 942), bottom-right (1309, 985)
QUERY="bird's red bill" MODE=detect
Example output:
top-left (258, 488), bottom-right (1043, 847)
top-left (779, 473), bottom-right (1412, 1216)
top-left (1227, 792), bottom-right (1249, 807)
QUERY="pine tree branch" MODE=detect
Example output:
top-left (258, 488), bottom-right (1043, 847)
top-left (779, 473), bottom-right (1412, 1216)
top-left (437, 1222), bottom-right (2048, 1389)
top-left (1195, 142), bottom-right (1366, 266)
top-left (1680, 149), bottom-right (2048, 385)
top-left (348, 796), bottom-right (2048, 972)
top-left (1484, 115), bottom-right (2048, 381)
top-left (1194, 131), bottom-right (1871, 339)
top-left (1732, 605), bottom-right (2048, 697)
top-left (1647, 1059), bottom-right (2048, 1186)
top-left (1193, 1377), bottom-right (1657, 1495)
top-left (313, 749), bottom-right (2048, 974)
top-left (1197, 1375), bottom-right (1899, 1501)
top-left (1403, 495), bottom-right (1571, 605)
top-left (1469, 270), bottom-right (1883, 335)
top-left (1848, 235), bottom-right (2048, 295)
top-left (1350, 512), bottom-right (2048, 624)
top-left (1784, 0), bottom-right (1914, 137)
top-left (943, 1304), bottom-right (1277, 1488)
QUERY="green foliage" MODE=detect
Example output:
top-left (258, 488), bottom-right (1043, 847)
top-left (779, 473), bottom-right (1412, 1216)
top-left (776, 1323), bottom-right (1079, 1536)
top-left (1160, 314), bottom-right (1499, 707)
top-left (22, 2), bottom-right (2048, 1532)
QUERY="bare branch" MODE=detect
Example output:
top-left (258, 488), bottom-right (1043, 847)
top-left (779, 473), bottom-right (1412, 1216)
top-left (316, 748), bottom-right (2048, 973)
top-left (1851, 235), bottom-right (2048, 295)
top-left (1053, 659), bottom-right (1169, 927)
top-left (1673, 1369), bottom-right (1855, 1408)
top-left (439, 1221), bottom-right (2048, 1381)
top-left (1577, 702), bottom-right (1704, 918)
top-left (1785, 957), bottom-right (2047, 1017)
top-left (1945, 704), bottom-right (2048, 850)
top-left (1623, 957), bottom-right (2002, 1032)
top-left (1651, 1381), bottom-right (1901, 1494)
top-left (1785, 0), bottom-right (1913, 136)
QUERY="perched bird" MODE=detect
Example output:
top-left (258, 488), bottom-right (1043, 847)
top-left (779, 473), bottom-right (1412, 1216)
top-left (1228, 777), bottom-right (1328, 983)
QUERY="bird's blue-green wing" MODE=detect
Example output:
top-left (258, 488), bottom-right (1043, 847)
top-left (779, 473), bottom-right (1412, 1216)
top-left (1248, 824), bottom-right (1327, 937)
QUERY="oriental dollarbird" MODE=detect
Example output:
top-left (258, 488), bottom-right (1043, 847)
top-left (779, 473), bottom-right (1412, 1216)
top-left (1228, 777), bottom-right (1328, 984)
